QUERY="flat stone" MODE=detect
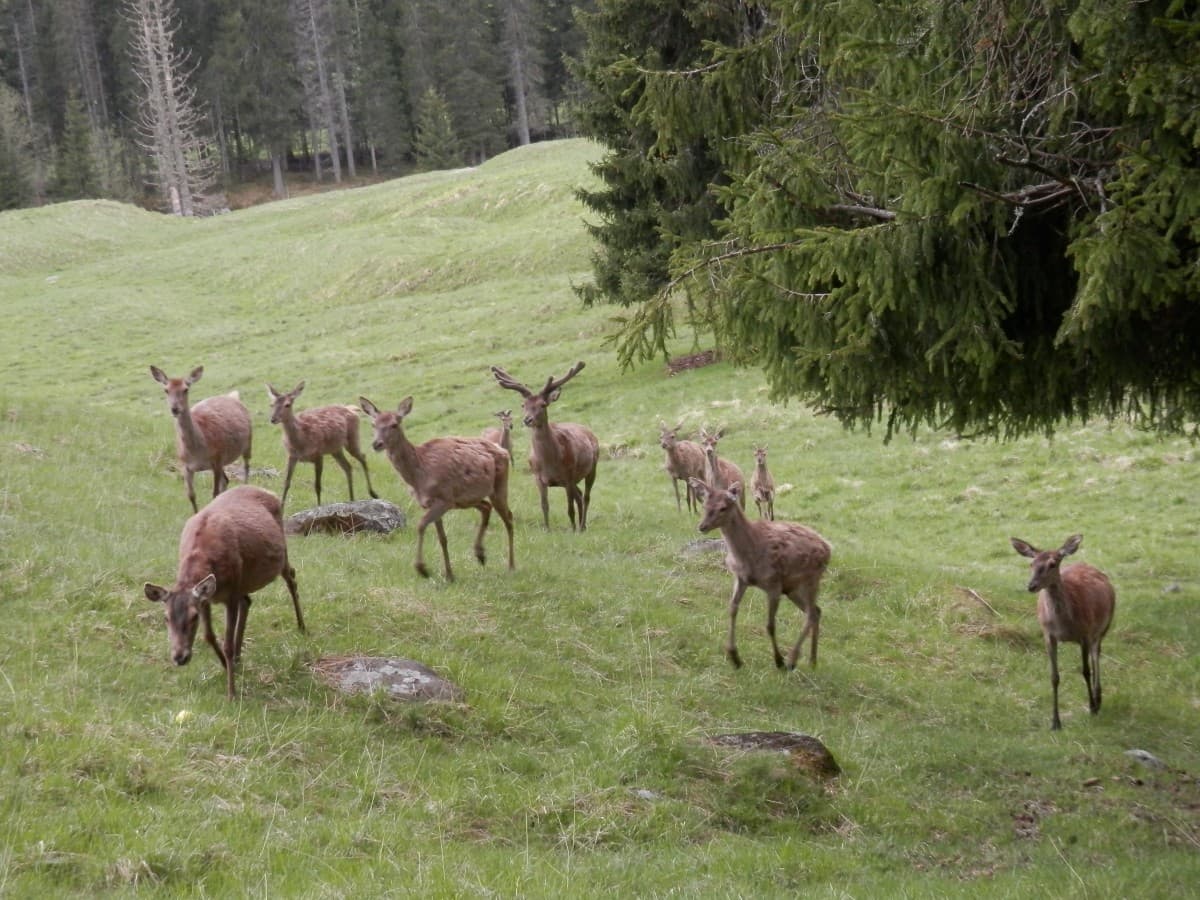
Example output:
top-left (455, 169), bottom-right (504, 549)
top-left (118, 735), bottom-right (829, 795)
top-left (312, 656), bottom-right (463, 702)
top-left (286, 499), bottom-right (406, 535)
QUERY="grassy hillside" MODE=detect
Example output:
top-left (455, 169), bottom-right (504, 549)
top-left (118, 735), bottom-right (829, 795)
top-left (0, 138), bottom-right (1197, 897)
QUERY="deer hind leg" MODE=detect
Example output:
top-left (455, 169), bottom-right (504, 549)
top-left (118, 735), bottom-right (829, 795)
top-left (1084, 642), bottom-right (1102, 714)
top-left (230, 595), bottom-right (252, 665)
top-left (786, 589), bottom-right (821, 670)
top-left (563, 485), bottom-right (579, 531)
top-left (473, 500), bottom-right (493, 566)
top-left (582, 469), bottom-right (597, 530)
top-left (1047, 636), bottom-right (1062, 730)
top-left (212, 459), bottom-right (229, 500)
top-left (725, 578), bottom-right (750, 668)
top-left (494, 496), bottom-right (515, 570)
top-left (350, 447), bottom-right (378, 499)
top-left (282, 562), bottom-right (304, 632)
top-left (414, 503), bottom-right (450, 580)
top-left (764, 591), bottom-right (785, 669)
top-left (330, 450), bottom-right (355, 501)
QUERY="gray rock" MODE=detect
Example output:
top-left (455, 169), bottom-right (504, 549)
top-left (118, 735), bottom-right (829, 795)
top-left (1124, 748), bottom-right (1166, 769)
top-left (312, 656), bottom-right (463, 702)
top-left (286, 498), bottom-right (406, 535)
top-left (705, 731), bottom-right (841, 778)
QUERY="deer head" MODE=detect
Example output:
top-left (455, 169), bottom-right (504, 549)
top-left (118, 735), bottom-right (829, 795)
top-left (267, 381), bottom-right (305, 424)
top-left (491, 361), bottom-right (586, 428)
top-left (151, 365), bottom-right (204, 417)
top-left (1011, 534), bottom-right (1083, 593)
top-left (359, 396), bottom-right (414, 452)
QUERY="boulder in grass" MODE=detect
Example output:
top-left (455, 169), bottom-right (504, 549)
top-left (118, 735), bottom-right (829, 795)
top-left (705, 731), bottom-right (841, 779)
top-left (285, 499), bottom-right (406, 536)
top-left (312, 656), bottom-right (463, 702)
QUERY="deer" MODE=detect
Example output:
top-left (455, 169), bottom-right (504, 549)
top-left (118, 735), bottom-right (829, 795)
top-left (482, 409), bottom-right (514, 457)
top-left (150, 365), bottom-right (253, 513)
top-left (266, 380), bottom-right (378, 509)
top-left (750, 445), bottom-right (776, 520)
top-left (491, 361), bottom-right (599, 531)
top-left (1010, 534), bottom-right (1116, 730)
top-left (360, 395), bottom-right (514, 581)
top-left (658, 420), bottom-right (706, 513)
top-left (144, 485), bottom-right (305, 700)
top-left (690, 477), bottom-right (831, 670)
top-left (698, 427), bottom-right (745, 509)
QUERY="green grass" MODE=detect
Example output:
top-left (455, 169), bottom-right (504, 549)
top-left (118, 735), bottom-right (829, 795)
top-left (1, 138), bottom-right (1197, 897)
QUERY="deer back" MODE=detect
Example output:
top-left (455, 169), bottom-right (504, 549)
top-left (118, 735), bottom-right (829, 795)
top-left (412, 437), bottom-right (510, 509)
top-left (1038, 563), bottom-right (1116, 644)
top-left (291, 405), bottom-right (362, 458)
top-left (189, 393), bottom-right (252, 466)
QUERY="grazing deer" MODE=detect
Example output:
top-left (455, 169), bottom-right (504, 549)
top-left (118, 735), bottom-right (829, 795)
top-left (658, 420), bottom-right (706, 513)
top-left (482, 409), bottom-right (514, 457)
top-left (690, 477), bottom-right (831, 669)
top-left (360, 396), bottom-right (514, 581)
top-left (1010, 534), bottom-right (1116, 730)
top-left (750, 445), bottom-right (776, 520)
top-left (144, 485), bottom-right (305, 700)
top-left (698, 427), bottom-right (745, 509)
top-left (150, 365), bottom-right (252, 512)
top-left (491, 361), bottom-right (599, 531)
top-left (266, 381), bottom-right (378, 508)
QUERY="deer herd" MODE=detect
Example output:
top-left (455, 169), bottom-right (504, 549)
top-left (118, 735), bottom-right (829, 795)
top-left (144, 362), bottom-right (1118, 730)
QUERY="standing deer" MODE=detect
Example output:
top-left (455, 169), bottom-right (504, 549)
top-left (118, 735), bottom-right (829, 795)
top-left (482, 409), bottom-right (514, 457)
top-left (750, 445), bottom-right (776, 521)
top-left (150, 365), bottom-right (252, 512)
top-left (266, 380), bottom-right (378, 508)
top-left (1010, 534), bottom-right (1116, 730)
top-left (360, 396), bottom-right (514, 581)
top-left (690, 477), bottom-right (831, 669)
top-left (659, 420), bottom-right (706, 513)
top-left (144, 485), bottom-right (305, 700)
top-left (491, 361), bottom-right (599, 531)
top-left (698, 427), bottom-right (745, 509)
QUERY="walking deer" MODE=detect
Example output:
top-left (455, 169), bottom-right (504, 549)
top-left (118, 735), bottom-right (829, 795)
top-left (360, 396), bottom-right (514, 581)
top-left (491, 361), bottom-right (599, 531)
top-left (750, 445), bottom-right (775, 520)
top-left (266, 381), bottom-right (377, 508)
top-left (659, 420), bottom-right (706, 513)
top-left (698, 427), bottom-right (745, 509)
top-left (144, 485), bottom-right (305, 700)
top-left (1010, 534), bottom-right (1116, 730)
top-left (482, 409), bottom-right (514, 457)
top-left (150, 365), bottom-right (252, 512)
top-left (690, 478), bottom-right (831, 669)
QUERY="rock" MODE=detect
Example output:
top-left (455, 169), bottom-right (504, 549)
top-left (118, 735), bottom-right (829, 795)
top-left (285, 499), bottom-right (406, 535)
top-left (312, 656), bottom-right (463, 702)
top-left (1125, 748), bottom-right (1166, 770)
top-left (705, 731), bottom-right (841, 779)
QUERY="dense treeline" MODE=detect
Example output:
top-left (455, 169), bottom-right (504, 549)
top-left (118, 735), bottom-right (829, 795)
top-left (574, 1), bottom-right (1200, 438)
top-left (0, 0), bottom-right (593, 210)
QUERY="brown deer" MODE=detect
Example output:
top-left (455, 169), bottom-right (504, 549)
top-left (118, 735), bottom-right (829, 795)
top-left (690, 477), bottom-right (831, 669)
top-left (150, 365), bottom-right (253, 512)
top-left (482, 409), bottom-right (514, 457)
top-left (750, 445), bottom-right (776, 520)
top-left (1010, 534), bottom-right (1116, 730)
top-left (491, 361), bottom-right (599, 531)
top-left (144, 485), bottom-right (305, 700)
top-left (360, 395), bottom-right (514, 581)
top-left (698, 427), bottom-right (745, 509)
top-left (266, 381), bottom-right (378, 508)
top-left (658, 420), bottom-right (706, 513)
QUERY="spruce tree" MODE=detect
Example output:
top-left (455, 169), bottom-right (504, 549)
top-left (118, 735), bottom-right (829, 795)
top-left (51, 91), bottom-right (99, 200)
top-left (413, 87), bottom-right (462, 171)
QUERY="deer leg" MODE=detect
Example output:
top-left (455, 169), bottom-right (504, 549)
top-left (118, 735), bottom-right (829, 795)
top-left (282, 563), bottom-right (304, 632)
top-left (671, 477), bottom-right (682, 511)
top-left (434, 518), bottom-right (453, 581)
top-left (582, 469), bottom-right (596, 530)
top-left (350, 447), bottom-right (378, 499)
top-left (281, 457), bottom-right (298, 506)
top-left (212, 460), bottom-right (228, 500)
top-left (494, 497), bottom-right (515, 570)
top-left (765, 591), bottom-right (785, 669)
top-left (786, 595), bottom-right (821, 670)
top-left (312, 456), bottom-right (324, 506)
top-left (331, 450), bottom-right (355, 501)
top-left (415, 503), bottom-right (449, 580)
top-left (1083, 642), bottom-right (1102, 714)
top-left (1046, 636), bottom-right (1062, 730)
top-left (565, 485), bottom-right (580, 531)
top-left (537, 479), bottom-right (550, 529)
top-left (200, 602), bottom-right (226, 670)
top-left (1092, 642), bottom-right (1103, 713)
top-left (230, 595), bottom-right (251, 664)
top-left (725, 578), bottom-right (750, 668)
top-left (473, 500), bottom-right (493, 566)
top-left (184, 468), bottom-right (199, 513)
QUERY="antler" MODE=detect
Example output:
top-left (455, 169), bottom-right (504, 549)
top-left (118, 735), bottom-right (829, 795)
top-left (542, 361), bottom-right (586, 397)
top-left (491, 366), bottom-right (532, 397)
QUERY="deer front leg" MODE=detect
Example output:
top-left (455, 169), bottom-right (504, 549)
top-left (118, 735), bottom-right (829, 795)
top-left (230, 595), bottom-right (252, 664)
top-left (764, 591), bottom-right (785, 669)
top-left (725, 578), bottom-right (750, 668)
top-left (331, 450), bottom-right (354, 501)
top-left (312, 455), bottom-right (325, 506)
top-left (1047, 636), bottom-right (1062, 730)
top-left (281, 456), bottom-right (298, 506)
top-left (282, 564), bottom-right (305, 632)
top-left (184, 468), bottom-right (199, 513)
top-left (671, 477), bottom-right (682, 511)
top-left (536, 478), bottom-right (550, 529)
top-left (415, 502), bottom-right (451, 580)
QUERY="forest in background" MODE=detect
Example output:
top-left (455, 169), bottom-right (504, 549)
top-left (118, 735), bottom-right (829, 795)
top-left (0, 0), bottom-right (593, 211)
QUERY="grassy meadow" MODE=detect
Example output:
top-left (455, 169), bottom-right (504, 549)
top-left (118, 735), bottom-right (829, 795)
top-left (0, 138), bottom-right (1197, 897)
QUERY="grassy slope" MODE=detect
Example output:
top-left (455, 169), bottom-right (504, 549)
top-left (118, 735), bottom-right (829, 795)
top-left (0, 139), bottom-right (1197, 897)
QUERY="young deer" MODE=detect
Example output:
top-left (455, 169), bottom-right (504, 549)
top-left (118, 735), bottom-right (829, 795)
top-left (698, 427), bottom-right (745, 509)
top-left (690, 477), bottom-right (831, 669)
top-left (144, 485), bottom-right (305, 700)
top-left (482, 409), bottom-right (514, 457)
top-left (150, 365), bottom-right (253, 512)
top-left (360, 396), bottom-right (514, 581)
top-left (492, 361), bottom-right (599, 531)
top-left (659, 420), bottom-right (706, 513)
top-left (750, 445), bottom-right (776, 521)
top-left (1010, 534), bottom-right (1116, 730)
top-left (266, 381), bottom-right (378, 508)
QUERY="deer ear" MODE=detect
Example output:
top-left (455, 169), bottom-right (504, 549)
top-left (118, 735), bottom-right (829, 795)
top-left (187, 366), bottom-right (204, 385)
top-left (1011, 538), bottom-right (1037, 558)
top-left (144, 583), bottom-right (169, 603)
top-left (267, 384), bottom-right (279, 401)
top-left (397, 396), bottom-right (414, 416)
top-left (728, 481), bottom-right (744, 502)
top-left (359, 397), bottom-right (378, 418)
top-left (547, 389), bottom-right (562, 403)
top-left (688, 477), bottom-right (709, 501)
top-left (1060, 534), bottom-right (1083, 556)
top-left (192, 574), bottom-right (218, 603)
top-left (150, 366), bottom-right (167, 385)
top-left (293, 380), bottom-right (305, 396)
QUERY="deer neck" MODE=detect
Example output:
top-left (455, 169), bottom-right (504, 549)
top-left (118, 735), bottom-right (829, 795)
top-left (1039, 576), bottom-right (1074, 622)
top-left (716, 505), bottom-right (756, 559)
top-left (174, 405), bottom-right (207, 457)
top-left (278, 408), bottom-right (308, 451)
top-left (384, 429), bottom-right (422, 486)
top-left (529, 418), bottom-right (561, 463)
